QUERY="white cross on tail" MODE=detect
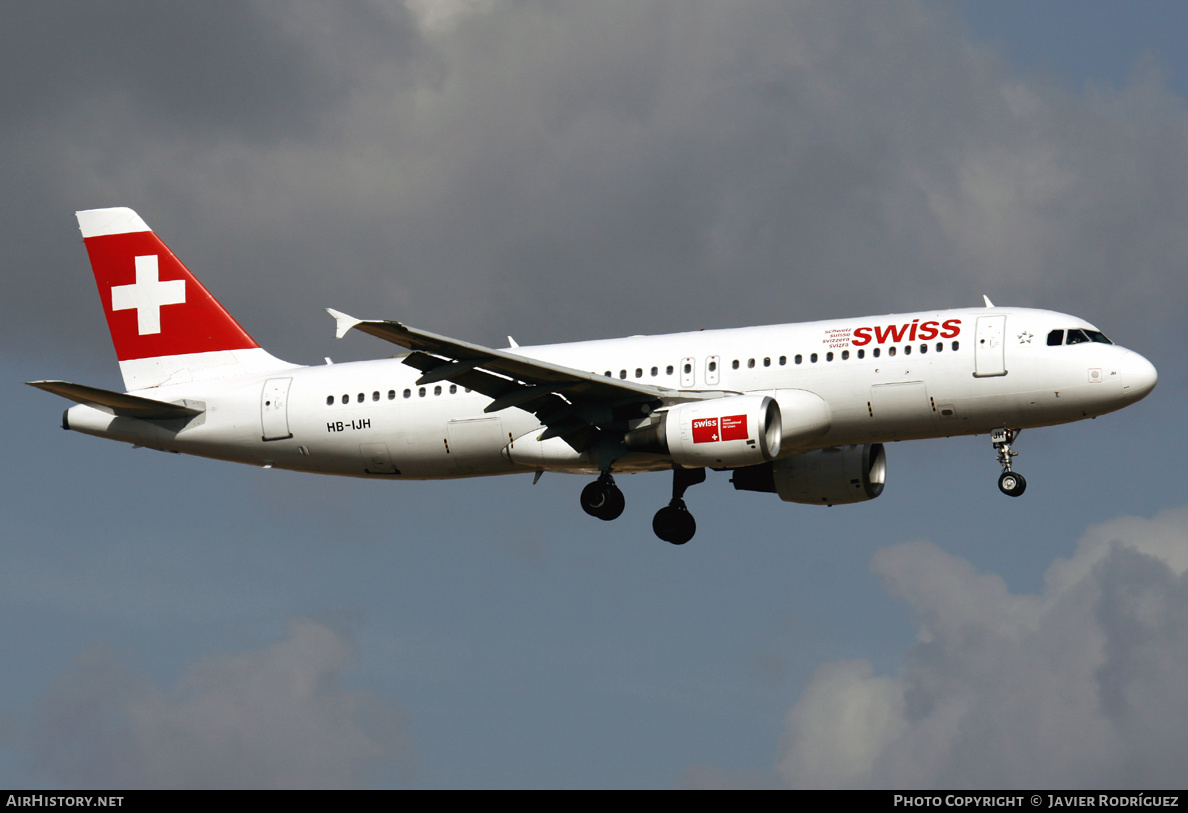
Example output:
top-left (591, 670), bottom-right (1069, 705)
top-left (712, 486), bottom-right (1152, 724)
top-left (110, 255), bottom-right (185, 335)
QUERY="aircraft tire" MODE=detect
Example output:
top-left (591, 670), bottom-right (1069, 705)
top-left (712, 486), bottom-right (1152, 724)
top-left (653, 502), bottom-right (696, 545)
top-left (998, 471), bottom-right (1027, 497)
top-left (581, 479), bottom-right (625, 520)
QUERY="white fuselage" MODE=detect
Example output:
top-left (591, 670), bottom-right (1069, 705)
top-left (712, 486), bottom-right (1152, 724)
top-left (64, 307), bottom-right (1156, 479)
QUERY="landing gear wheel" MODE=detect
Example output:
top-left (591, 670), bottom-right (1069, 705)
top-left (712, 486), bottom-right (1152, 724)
top-left (580, 476), bottom-right (625, 521)
top-left (991, 428), bottom-right (1027, 498)
top-left (653, 500), bottom-right (696, 545)
top-left (998, 471), bottom-right (1027, 497)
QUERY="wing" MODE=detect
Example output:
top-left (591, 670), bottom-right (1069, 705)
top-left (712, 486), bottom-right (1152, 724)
top-left (327, 309), bottom-right (728, 450)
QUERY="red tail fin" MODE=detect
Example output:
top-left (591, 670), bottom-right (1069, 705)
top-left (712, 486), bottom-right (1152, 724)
top-left (76, 208), bottom-right (294, 390)
top-left (78, 208), bottom-right (259, 360)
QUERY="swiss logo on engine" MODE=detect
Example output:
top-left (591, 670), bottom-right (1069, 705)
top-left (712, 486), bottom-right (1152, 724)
top-left (692, 415), bottom-right (749, 443)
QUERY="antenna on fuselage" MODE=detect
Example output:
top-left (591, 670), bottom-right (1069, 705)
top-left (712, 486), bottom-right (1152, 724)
top-left (983, 295), bottom-right (995, 308)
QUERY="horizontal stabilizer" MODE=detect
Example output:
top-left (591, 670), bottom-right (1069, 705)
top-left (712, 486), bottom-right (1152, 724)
top-left (27, 380), bottom-right (204, 420)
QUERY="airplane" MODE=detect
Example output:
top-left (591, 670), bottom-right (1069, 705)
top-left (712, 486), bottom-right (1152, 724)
top-left (30, 207), bottom-right (1158, 545)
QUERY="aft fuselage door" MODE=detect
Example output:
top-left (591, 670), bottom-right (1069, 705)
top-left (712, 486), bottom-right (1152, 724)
top-left (261, 377), bottom-right (293, 440)
top-left (974, 315), bottom-right (1008, 378)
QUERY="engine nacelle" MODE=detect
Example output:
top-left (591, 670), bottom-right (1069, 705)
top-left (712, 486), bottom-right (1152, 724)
top-left (763, 389), bottom-right (831, 449)
top-left (626, 395), bottom-right (782, 468)
top-left (731, 443), bottom-right (886, 505)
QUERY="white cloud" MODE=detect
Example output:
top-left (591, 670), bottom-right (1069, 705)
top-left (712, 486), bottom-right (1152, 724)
top-left (777, 507), bottom-right (1188, 788)
top-left (404, 0), bottom-right (492, 34)
top-left (19, 620), bottom-right (407, 788)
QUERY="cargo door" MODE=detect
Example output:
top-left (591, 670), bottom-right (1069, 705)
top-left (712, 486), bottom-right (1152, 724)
top-left (447, 417), bottom-right (506, 475)
top-left (360, 442), bottom-right (399, 475)
top-left (869, 381), bottom-right (936, 440)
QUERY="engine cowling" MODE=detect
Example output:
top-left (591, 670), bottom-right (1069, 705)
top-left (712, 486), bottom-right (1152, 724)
top-left (625, 394), bottom-right (782, 468)
top-left (731, 443), bottom-right (886, 505)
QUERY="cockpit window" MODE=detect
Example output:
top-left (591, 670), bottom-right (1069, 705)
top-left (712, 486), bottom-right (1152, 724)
top-left (1053, 328), bottom-right (1113, 346)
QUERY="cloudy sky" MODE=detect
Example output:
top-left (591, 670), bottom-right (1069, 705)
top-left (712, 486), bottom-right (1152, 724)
top-left (2, 0), bottom-right (1186, 788)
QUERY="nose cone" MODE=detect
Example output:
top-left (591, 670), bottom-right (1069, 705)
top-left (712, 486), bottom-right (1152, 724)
top-left (1120, 350), bottom-right (1157, 402)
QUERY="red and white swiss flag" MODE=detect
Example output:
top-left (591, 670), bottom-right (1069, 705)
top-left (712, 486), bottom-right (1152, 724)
top-left (78, 208), bottom-right (258, 361)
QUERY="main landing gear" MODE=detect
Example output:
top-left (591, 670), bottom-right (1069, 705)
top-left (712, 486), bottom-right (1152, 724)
top-left (579, 467), bottom-right (707, 545)
top-left (580, 473), bottom-right (625, 521)
top-left (992, 428), bottom-right (1027, 497)
top-left (652, 467), bottom-right (706, 546)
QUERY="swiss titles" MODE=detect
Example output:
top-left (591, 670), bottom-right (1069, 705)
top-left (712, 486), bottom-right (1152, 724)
top-left (851, 318), bottom-right (961, 347)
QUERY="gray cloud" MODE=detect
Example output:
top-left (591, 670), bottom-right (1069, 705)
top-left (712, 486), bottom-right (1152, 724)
top-left (18, 620), bottom-right (407, 788)
top-left (776, 506), bottom-right (1188, 788)
top-left (5, 1), bottom-right (1186, 373)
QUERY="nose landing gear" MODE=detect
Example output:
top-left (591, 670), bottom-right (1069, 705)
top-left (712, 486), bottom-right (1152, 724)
top-left (992, 428), bottom-right (1027, 497)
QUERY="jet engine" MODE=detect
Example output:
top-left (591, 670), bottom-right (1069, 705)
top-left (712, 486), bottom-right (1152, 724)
top-left (731, 443), bottom-right (886, 505)
top-left (624, 394), bottom-right (782, 468)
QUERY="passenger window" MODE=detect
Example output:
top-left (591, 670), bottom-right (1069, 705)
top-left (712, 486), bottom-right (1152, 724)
top-left (388, 390), bottom-right (396, 400)
top-left (779, 356), bottom-right (786, 366)
top-left (951, 341), bottom-right (959, 351)
top-left (1047, 330), bottom-right (1064, 346)
top-left (434, 385), bottom-right (442, 396)
top-left (707, 361), bottom-right (716, 372)
top-left (651, 366), bottom-right (658, 376)
top-left (326, 395), bottom-right (334, 406)
top-left (873, 348), bottom-right (881, 358)
top-left (747, 358), bottom-right (755, 368)
top-left (919, 344), bottom-right (927, 354)
top-left (403, 389), bottom-right (411, 398)
top-left (857, 349), bottom-right (865, 359)
top-left (635, 368), bottom-right (643, 378)
top-left (842, 350), bottom-right (849, 360)
top-left (810, 353), bottom-right (818, 363)
top-left (763, 357), bottom-right (771, 367)
top-left (889, 347), bottom-right (897, 357)
top-left (341, 394), bottom-right (349, 404)
top-left (357, 393), bottom-right (365, 403)
top-left (666, 365), bottom-right (674, 375)
top-left (620, 370), bottom-right (627, 379)
top-left (903, 345), bottom-right (911, 356)
top-left (732, 360), bottom-right (740, 370)
top-left (604, 371), bottom-right (612, 377)
top-left (450, 385), bottom-right (457, 394)
top-left (418, 387), bottom-right (426, 397)
top-left (684, 363), bottom-right (692, 374)
top-left (795, 354), bottom-right (803, 364)
top-left (372, 391), bottom-right (380, 401)
top-left (826, 352), bottom-right (833, 362)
